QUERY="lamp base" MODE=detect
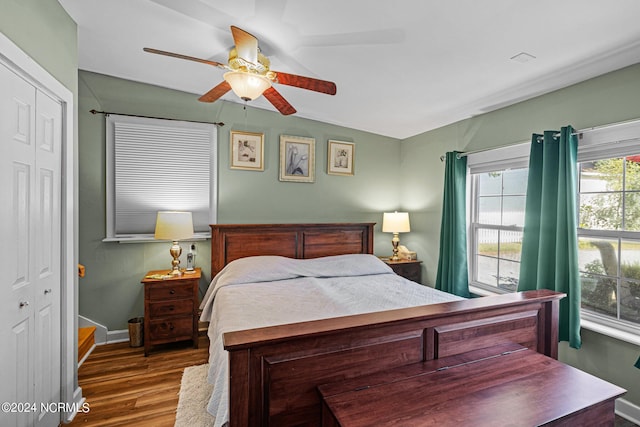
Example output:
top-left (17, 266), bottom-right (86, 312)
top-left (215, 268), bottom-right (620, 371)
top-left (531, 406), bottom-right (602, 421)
top-left (391, 232), bottom-right (400, 261)
top-left (169, 241), bottom-right (183, 276)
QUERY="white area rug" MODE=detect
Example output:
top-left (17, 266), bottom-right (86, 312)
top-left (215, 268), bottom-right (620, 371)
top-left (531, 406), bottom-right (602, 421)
top-left (175, 363), bottom-right (215, 427)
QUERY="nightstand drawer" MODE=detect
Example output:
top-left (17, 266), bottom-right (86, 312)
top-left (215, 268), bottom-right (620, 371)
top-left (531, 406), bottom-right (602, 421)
top-left (382, 259), bottom-right (422, 283)
top-left (148, 299), bottom-right (193, 317)
top-left (147, 282), bottom-right (193, 301)
top-left (148, 316), bottom-right (193, 340)
top-left (390, 263), bottom-right (421, 282)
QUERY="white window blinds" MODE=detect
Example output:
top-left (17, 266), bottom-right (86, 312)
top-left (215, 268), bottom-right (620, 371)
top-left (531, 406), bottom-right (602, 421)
top-left (466, 141), bottom-right (530, 174)
top-left (577, 120), bottom-right (640, 161)
top-left (105, 114), bottom-right (217, 241)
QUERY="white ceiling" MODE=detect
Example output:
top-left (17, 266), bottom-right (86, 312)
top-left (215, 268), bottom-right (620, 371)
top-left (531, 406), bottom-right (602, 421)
top-left (58, 0), bottom-right (640, 139)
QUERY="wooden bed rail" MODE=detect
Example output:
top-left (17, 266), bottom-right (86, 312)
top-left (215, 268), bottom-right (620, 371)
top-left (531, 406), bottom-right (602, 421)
top-left (224, 289), bottom-right (564, 426)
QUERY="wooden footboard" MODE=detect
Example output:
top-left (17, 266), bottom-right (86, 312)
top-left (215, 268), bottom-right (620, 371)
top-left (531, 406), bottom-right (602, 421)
top-left (223, 289), bottom-right (564, 426)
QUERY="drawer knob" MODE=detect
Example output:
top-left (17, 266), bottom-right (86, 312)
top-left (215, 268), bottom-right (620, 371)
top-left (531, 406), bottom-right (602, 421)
top-left (169, 306), bottom-right (174, 311)
top-left (169, 323), bottom-right (175, 330)
top-left (169, 289), bottom-right (175, 294)
top-left (19, 301), bottom-right (30, 309)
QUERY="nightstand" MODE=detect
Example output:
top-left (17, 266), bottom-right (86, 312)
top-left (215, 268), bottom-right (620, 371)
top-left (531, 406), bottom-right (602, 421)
top-left (382, 259), bottom-right (422, 283)
top-left (141, 268), bottom-right (201, 356)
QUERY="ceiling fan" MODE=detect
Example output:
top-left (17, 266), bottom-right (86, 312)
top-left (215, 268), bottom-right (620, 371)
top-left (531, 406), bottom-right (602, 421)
top-left (144, 26), bottom-right (337, 115)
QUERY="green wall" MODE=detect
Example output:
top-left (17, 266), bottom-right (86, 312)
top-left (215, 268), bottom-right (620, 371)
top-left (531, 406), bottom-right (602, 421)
top-left (400, 63), bottom-right (640, 407)
top-left (0, 0), bottom-right (77, 93)
top-left (78, 71), bottom-right (401, 331)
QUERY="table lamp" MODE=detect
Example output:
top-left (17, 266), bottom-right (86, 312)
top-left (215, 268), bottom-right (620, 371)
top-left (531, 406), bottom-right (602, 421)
top-left (382, 211), bottom-right (410, 261)
top-left (154, 211), bottom-right (194, 276)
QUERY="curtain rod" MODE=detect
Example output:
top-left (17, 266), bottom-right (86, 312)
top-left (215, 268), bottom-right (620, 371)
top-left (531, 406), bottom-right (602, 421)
top-left (439, 116), bottom-right (640, 162)
top-left (89, 109), bottom-right (224, 126)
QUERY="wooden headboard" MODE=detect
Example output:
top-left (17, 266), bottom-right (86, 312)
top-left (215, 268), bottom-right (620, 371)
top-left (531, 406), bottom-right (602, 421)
top-left (210, 223), bottom-right (375, 277)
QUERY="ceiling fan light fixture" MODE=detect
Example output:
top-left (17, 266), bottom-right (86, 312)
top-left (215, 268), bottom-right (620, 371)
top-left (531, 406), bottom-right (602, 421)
top-left (223, 71), bottom-right (272, 101)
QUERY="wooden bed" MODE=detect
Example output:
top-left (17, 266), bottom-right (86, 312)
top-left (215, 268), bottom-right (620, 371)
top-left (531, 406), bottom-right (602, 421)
top-left (210, 223), bottom-right (564, 426)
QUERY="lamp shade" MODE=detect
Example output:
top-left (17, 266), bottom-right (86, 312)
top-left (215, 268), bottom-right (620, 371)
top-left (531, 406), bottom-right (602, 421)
top-left (223, 71), bottom-right (272, 101)
top-left (154, 211), bottom-right (194, 241)
top-left (382, 212), bottom-right (410, 233)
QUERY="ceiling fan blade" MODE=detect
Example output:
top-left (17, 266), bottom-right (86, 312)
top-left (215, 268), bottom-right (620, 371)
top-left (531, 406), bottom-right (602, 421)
top-left (198, 81), bottom-right (232, 103)
top-left (143, 47), bottom-right (225, 68)
top-left (273, 71), bottom-right (337, 95)
top-left (230, 26), bottom-right (258, 65)
top-left (263, 87), bottom-right (296, 115)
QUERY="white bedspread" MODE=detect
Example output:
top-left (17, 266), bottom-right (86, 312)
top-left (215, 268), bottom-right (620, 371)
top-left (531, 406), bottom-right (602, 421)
top-left (199, 254), bottom-right (462, 426)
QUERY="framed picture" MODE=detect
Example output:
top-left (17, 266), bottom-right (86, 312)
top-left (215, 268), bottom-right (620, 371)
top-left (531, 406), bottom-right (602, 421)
top-left (279, 135), bottom-right (315, 182)
top-left (327, 140), bottom-right (355, 176)
top-left (230, 130), bottom-right (264, 171)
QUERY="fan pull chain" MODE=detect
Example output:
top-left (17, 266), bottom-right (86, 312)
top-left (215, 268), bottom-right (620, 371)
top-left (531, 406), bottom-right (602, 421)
top-left (243, 100), bottom-right (249, 129)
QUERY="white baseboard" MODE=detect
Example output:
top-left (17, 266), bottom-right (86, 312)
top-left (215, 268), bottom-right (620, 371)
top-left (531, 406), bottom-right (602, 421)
top-left (78, 344), bottom-right (96, 367)
top-left (616, 397), bottom-right (640, 425)
top-left (106, 329), bottom-right (130, 344)
top-left (63, 388), bottom-right (86, 423)
top-left (78, 315), bottom-right (132, 345)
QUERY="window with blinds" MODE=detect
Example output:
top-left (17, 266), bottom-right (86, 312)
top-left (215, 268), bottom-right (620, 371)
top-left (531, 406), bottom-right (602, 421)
top-left (105, 114), bottom-right (217, 241)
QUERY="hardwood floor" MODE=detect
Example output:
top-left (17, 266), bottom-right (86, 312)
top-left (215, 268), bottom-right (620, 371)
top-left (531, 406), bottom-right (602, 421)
top-left (68, 336), bottom-right (209, 427)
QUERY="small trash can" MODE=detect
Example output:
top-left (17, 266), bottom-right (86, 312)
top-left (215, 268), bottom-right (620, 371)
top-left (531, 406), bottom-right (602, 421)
top-left (128, 317), bottom-right (144, 347)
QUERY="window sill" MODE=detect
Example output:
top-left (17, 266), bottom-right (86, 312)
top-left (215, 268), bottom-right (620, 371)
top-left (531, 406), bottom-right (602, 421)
top-left (102, 232), bottom-right (210, 243)
top-left (469, 284), bottom-right (508, 297)
top-left (580, 315), bottom-right (640, 347)
top-left (469, 286), bottom-right (640, 347)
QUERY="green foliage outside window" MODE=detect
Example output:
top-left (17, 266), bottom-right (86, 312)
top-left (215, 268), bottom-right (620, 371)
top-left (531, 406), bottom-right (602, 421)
top-left (579, 157), bottom-right (640, 230)
top-left (579, 156), bottom-right (640, 325)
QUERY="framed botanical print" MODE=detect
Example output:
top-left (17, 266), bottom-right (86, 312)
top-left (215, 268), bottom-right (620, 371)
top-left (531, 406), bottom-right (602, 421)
top-left (230, 130), bottom-right (264, 171)
top-left (327, 140), bottom-right (355, 176)
top-left (279, 135), bottom-right (315, 182)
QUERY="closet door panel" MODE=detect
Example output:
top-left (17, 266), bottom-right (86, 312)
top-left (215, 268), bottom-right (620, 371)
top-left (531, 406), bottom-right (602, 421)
top-left (34, 90), bottom-right (62, 427)
top-left (0, 62), bottom-right (37, 427)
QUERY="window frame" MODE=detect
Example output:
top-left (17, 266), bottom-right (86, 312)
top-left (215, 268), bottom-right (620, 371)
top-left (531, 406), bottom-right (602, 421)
top-left (104, 114), bottom-right (218, 242)
top-left (467, 142), bottom-right (529, 294)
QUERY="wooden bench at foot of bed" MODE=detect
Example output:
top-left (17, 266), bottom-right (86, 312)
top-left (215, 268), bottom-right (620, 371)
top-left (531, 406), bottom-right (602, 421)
top-left (318, 342), bottom-right (625, 427)
top-left (223, 288), bottom-right (564, 426)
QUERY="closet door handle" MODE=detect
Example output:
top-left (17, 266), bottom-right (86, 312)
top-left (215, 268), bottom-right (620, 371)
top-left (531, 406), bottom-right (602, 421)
top-left (44, 289), bottom-right (52, 295)
top-left (19, 301), bottom-right (30, 308)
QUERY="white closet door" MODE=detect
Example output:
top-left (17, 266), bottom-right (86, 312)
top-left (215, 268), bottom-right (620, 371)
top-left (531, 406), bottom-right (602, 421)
top-left (0, 63), bottom-right (62, 427)
top-left (33, 90), bottom-right (62, 427)
top-left (0, 62), bottom-right (37, 427)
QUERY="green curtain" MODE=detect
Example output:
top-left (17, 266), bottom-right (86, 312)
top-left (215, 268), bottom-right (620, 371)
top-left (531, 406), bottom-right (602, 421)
top-left (518, 126), bottom-right (581, 348)
top-left (435, 151), bottom-right (470, 298)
